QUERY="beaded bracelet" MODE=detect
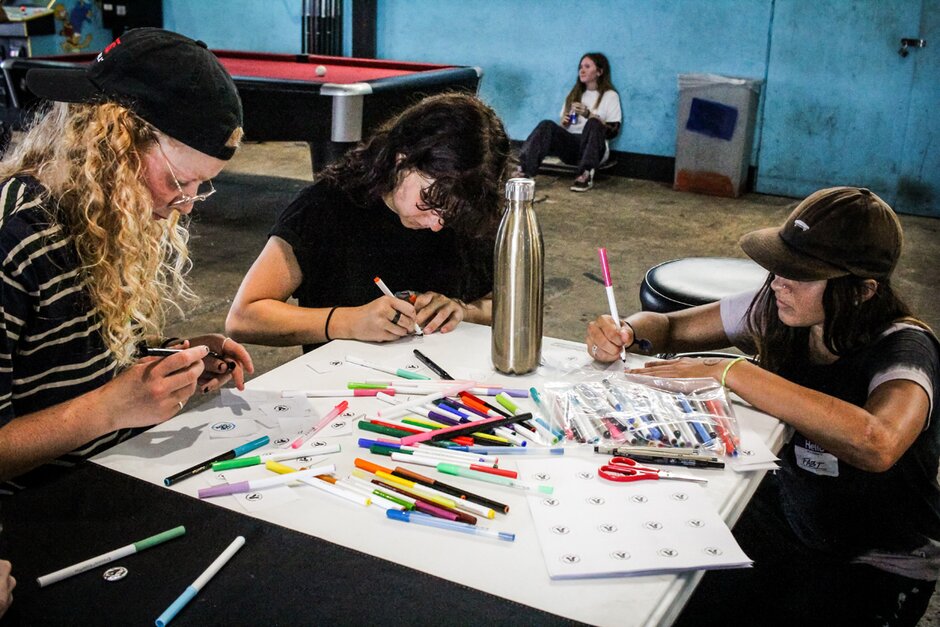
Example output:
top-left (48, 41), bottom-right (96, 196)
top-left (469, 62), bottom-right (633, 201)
top-left (324, 306), bottom-right (339, 342)
top-left (721, 356), bottom-right (748, 388)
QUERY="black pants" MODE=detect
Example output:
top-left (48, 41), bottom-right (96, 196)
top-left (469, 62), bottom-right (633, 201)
top-left (517, 118), bottom-right (607, 177)
top-left (674, 477), bottom-right (937, 626)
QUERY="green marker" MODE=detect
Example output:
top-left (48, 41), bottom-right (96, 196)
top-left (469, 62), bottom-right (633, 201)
top-left (211, 444), bottom-right (341, 471)
top-left (437, 463), bottom-right (554, 494)
top-left (37, 526), bottom-right (186, 587)
top-left (495, 392), bottom-right (519, 414)
top-left (358, 422), bottom-right (414, 438)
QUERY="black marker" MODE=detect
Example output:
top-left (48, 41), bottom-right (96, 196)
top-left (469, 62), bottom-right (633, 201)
top-left (141, 346), bottom-right (236, 372)
top-left (412, 349), bottom-right (454, 380)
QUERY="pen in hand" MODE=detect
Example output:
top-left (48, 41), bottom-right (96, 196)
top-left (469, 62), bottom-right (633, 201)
top-left (374, 276), bottom-right (423, 335)
top-left (141, 346), bottom-right (237, 372)
top-left (597, 248), bottom-right (626, 362)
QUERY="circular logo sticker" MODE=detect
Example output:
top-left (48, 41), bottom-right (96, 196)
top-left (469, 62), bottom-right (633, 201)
top-left (598, 523), bottom-right (618, 533)
top-left (210, 422), bottom-right (236, 432)
top-left (577, 471), bottom-right (595, 480)
top-left (551, 525), bottom-right (570, 535)
top-left (610, 550), bottom-right (631, 561)
top-left (671, 492), bottom-right (689, 502)
top-left (631, 495), bottom-right (649, 504)
top-left (541, 498), bottom-right (560, 507)
top-left (586, 496), bottom-right (606, 506)
top-left (644, 520), bottom-right (664, 531)
top-left (658, 548), bottom-right (679, 558)
top-left (704, 547), bottom-right (723, 557)
top-left (687, 519), bottom-right (705, 528)
top-left (103, 566), bottom-right (127, 581)
top-left (559, 554), bottom-right (581, 564)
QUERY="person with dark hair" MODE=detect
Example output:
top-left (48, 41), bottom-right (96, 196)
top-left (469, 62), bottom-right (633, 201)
top-left (0, 28), bottom-right (253, 484)
top-left (586, 187), bottom-right (939, 625)
top-left (226, 92), bottom-right (512, 353)
top-left (515, 52), bottom-right (621, 192)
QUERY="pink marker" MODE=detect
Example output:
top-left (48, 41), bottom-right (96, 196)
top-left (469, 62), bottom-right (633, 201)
top-left (291, 400), bottom-right (349, 449)
top-left (598, 247), bottom-right (627, 362)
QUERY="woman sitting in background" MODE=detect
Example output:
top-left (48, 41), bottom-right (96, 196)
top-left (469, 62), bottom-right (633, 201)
top-left (226, 93), bottom-right (512, 353)
top-left (587, 187), bottom-right (939, 626)
top-left (516, 52), bottom-right (621, 192)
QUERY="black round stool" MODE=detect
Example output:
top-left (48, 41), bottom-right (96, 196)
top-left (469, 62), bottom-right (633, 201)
top-left (640, 257), bottom-right (767, 313)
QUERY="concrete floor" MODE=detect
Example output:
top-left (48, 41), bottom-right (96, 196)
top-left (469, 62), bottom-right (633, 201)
top-left (168, 141), bottom-right (940, 625)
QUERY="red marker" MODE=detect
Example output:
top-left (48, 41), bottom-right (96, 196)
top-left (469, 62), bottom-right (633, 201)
top-left (291, 400), bottom-right (349, 448)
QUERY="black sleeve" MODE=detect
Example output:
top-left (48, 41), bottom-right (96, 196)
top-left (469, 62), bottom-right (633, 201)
top-left (605, 121), bottom-right (621, 140)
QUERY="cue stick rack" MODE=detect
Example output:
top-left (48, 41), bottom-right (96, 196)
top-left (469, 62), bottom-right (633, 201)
top-left (302, 0), bottom-right (343, 56)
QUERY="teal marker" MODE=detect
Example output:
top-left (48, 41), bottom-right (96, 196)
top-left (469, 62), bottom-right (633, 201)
top-left (437, 463), bottom-right (554, 494)
top-left (37, 526), bottom-right (186, 587)
top-left (530, 387), bottom-right (565, 441)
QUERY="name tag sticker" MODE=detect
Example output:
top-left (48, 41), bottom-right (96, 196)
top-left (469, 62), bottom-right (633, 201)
top-left (794, 444), bottom-right (839, 477)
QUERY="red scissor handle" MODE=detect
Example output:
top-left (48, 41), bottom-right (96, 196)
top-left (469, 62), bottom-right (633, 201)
top-left (598, 457), bottom-right (660, 482)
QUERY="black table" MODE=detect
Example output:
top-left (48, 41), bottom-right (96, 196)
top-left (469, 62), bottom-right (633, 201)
top-left (0, 462), bottom-right (574, 626)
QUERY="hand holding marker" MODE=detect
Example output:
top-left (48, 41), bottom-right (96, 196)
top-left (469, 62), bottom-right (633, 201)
top-left (374, 276), bottom-right (423, 335)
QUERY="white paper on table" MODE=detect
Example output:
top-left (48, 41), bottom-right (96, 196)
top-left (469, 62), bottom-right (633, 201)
top-left (207, 419), bottom-right (260, 439)
top-left (305, 356), bottom-right (349, 374)
top-left (254, 396), bottom-right (312, 428)
top-left (517, 457), bottom-right (751, 579)
top-left (729, 428), bottom-right (779, 472)
top-left (219, 388), bottom-right (282, 422)
top-left (312, 410), bottom-right (361, 437)
top-left (235, 485), bottom-right (301, 512)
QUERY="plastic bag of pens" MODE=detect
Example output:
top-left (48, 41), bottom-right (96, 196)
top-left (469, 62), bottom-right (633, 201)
top-left (543, 372), bottom-right (741, 456)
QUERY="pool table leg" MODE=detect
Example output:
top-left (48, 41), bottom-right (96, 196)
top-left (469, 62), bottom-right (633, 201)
top-left (307, 92), bottom-right (366, 173)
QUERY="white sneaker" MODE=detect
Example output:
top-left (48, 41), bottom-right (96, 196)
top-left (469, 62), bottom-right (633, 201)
top-left (570, 169), bottom-right (594, 192)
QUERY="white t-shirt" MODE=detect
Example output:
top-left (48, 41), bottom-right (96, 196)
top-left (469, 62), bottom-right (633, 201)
top-left (562, 89), bottom-right (622, 134)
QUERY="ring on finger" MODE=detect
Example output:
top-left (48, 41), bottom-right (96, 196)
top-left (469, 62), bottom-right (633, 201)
top-left (591, 344), bottom-right (598, 357)
top-left (391, 311), bottom-right (402, 325)
top-left (177, 400), bottom-right (184, 411)
top-left (220, 337), bottom-right (231, 353)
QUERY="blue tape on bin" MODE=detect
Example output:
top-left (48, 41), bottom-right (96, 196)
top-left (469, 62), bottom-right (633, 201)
top-left (686, 97), bottom-right (738, 141)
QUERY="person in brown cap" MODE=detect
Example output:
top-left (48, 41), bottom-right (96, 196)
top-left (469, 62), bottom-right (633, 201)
top-left (0, 28), bottom-right (255, 486)
top-left (586, 187), bottom-right (939, 625)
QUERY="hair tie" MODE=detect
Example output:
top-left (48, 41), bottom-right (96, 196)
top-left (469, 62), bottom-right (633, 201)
top-left (324, 307), bottom-right (339, 342)
top-left (721, 356), bottom-right (748, 389)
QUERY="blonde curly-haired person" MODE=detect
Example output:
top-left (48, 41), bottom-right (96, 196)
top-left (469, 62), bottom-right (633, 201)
top-left (0, 29), bottom-right (253, 486)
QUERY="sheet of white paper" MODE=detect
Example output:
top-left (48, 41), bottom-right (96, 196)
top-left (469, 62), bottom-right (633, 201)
top-left (207, 419), bottom-right (259, 439)
top-left (729, 428), bottom-right (779, 472)
top-left (235, 485), bottom-right (301, 512)
top-left (518, 457), bottom-right (751, 578)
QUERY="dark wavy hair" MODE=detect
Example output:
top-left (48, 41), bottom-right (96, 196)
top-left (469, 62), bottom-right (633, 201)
top-left (564, 52), bottom-right (616, 115)
top-left (319, 92), bottom-right (512, 236)
top-left (744, 274), bottom-right (923, 375)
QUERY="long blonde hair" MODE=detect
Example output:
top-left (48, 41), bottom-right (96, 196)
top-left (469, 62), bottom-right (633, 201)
top-left (0, 102), bottom-right (212, 365)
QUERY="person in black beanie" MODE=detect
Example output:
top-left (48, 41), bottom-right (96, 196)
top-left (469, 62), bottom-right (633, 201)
top-left (0, 28), bottom-right (254, 484)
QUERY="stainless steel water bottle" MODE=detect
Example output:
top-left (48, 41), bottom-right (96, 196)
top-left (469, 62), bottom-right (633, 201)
top-left (492, 178), bottom-right (544, 374)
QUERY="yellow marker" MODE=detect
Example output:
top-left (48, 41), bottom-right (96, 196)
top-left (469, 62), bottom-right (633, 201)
top-left (265, 460), bottom-right (298, 474)
top-left (375, 470), bottom-right (457, 509)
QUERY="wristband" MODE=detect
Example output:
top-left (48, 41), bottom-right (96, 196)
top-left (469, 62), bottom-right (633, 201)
top-left (621, 320), bottom-right (652, 352)
top-left (324, 306), bottom-right (339, 342)
top-left (721, 356), bottom-right (747, 388)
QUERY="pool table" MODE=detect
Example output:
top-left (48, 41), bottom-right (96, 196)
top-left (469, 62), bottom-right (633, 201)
top-left (1, 50), bottom-right (482, 171)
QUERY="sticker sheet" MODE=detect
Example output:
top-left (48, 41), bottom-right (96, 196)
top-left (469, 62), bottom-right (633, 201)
top-left (517, 457), bottom-right (751, 578)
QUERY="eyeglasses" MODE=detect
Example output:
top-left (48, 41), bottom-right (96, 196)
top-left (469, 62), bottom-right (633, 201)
top-left (157, 141), bottom-right (216, 207)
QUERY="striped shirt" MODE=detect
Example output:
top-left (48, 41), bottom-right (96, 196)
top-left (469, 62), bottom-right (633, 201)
top-left (0, 176), bottom-right (136, 489)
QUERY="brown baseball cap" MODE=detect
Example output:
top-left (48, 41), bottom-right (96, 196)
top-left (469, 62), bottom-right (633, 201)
top-left (739, 187), bottom-right (903, 281)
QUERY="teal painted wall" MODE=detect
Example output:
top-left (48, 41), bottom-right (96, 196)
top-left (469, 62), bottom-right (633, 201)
top-left (161, 0), bottom-right (938, 213)
top-left (164, 0), bottom-right (350, 53)
top-left (376, 0), bottom-right (772, 158)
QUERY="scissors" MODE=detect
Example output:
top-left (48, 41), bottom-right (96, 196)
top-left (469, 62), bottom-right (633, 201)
top-left (599, 457), bottom-right (708, 485)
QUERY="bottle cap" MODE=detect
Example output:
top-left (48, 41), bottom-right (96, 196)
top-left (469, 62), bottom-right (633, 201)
top-left (505, 178), bottom-right (535, 202)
